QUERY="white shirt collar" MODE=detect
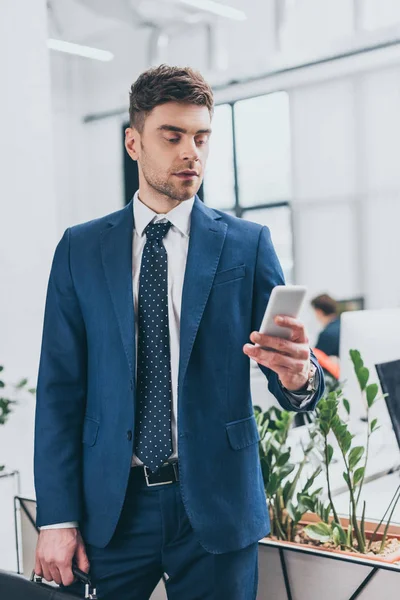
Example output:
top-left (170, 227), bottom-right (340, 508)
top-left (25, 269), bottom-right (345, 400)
top-left (133, 191), bottom-right (194, 238)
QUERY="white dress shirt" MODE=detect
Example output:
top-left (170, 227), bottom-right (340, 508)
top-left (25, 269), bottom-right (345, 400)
top-left (41, 193), bottom-right (315, 529)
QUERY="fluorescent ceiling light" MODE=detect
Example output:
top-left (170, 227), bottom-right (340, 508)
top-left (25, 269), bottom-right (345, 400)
top-left (177, 0), bottom-right (246, 21)
top-left (47, 39), bottom-right (114, 62)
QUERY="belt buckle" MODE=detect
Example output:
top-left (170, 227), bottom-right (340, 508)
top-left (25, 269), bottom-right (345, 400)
top-left (144, 464), bottom-right (174, 487)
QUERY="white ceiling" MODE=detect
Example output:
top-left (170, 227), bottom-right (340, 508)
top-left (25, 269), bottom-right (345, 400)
top-left (47, 0), bottom-right (223, 44)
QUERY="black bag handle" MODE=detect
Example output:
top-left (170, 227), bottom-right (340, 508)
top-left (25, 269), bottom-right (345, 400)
top-left (30, 565), bottom-right (97, 599)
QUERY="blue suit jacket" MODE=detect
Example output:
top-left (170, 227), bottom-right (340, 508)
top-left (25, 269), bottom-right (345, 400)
top-left (34, 197), bottom-right (324, 554)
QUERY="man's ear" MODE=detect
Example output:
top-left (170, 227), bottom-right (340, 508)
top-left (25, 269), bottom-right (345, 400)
top-left (125, 127), bottom-right (139, 161)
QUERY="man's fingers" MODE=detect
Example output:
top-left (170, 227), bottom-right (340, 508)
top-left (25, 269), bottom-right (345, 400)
top-left (273, 316), bottom-right (309, 344)
top-left (48, 564), bottom-right (62, 586)
top-left (40, 560), bottom-right (53, 583)
top-left (75, 537), bottom-right (90, 574)
top-left (34, 556), bottom-right (43, 578)
top-left (59, 563), bottom-right (75, 587)
top-left (250, 332), bottom-right (309, 360)
top-left (244, 344), bottom-right (305, 372)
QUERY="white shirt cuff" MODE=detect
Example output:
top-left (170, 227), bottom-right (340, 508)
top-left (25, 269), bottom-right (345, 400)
top-left (40, 521), bottom-right (79, 530)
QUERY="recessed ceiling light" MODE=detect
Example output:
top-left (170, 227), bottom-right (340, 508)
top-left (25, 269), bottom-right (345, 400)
top-left (176, 0), bottom-right (246, 21)
top-left (47, 39), bottom-right (114, 62)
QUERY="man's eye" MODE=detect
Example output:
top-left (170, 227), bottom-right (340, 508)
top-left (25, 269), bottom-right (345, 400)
top-left (196, 138), bottom-right (208, 146)
top-left (168, 138), bottom-right (180, 143)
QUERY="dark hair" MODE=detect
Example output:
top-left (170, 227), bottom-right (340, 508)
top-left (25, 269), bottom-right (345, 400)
top-left (129, 64), bottom-right (214, 133)
top-left (311, 294), bottom-right (338, 316)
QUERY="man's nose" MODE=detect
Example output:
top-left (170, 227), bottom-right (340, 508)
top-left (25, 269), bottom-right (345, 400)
top-left (180, 139), bottom-right (200, 162)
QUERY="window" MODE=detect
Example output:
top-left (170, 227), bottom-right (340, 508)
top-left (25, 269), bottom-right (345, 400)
top-left (203, 104), bottom-right (236, 210)
top-left (203, 92), bottom-right (294, 283)
top-left (361, 0), bottom-right (400, 31)
top-left (242, 206), bottom-right (294, 284)
top-left (234, 92), bottom-right (291, 207)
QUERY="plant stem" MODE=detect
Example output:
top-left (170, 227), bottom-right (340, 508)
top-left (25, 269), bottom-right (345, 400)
top-left (287, 456), bottom-right (307, 501)
top-left (379, 486), bottom-right (400, 553)
top-left (324, 436), bottom-right (340, 524)
top-left (271, 501), bottom-right (287, 540)
top-left (342, 454), bottom-right (365, 553)
top-left (368, 483), bottom-right (400, 550)
top-left (356, 391), bottom-right (370, 506)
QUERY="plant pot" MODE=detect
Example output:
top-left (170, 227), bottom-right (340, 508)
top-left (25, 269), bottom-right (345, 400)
top-left (257, 513), bottom-right (400, 600)
top-left (273, 512), bottom-right (400, 564)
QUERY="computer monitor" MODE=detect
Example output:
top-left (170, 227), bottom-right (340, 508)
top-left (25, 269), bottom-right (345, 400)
top-left (339, 308), bottom-right (400, 432)
top-left (376, 360), bottom-right (400, 451)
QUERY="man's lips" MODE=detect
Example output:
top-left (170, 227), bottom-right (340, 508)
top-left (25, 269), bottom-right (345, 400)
top-left (175, 171), bottom-right (198, 178)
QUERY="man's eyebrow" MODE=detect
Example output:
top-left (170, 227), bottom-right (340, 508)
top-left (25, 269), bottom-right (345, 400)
top-left (157, 125), bottom-right (212, 135)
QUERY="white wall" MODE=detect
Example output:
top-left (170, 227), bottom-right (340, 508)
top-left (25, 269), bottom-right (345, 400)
top-left (0, 0), bottom-right (58, 569)
top-left (3, 0), bottom-right (400, 533)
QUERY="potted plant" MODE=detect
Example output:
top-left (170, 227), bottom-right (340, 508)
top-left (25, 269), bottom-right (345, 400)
top-left (255, 350), bottom-right (400, 600)
top-left (0, 365), bottom-right (35, 472)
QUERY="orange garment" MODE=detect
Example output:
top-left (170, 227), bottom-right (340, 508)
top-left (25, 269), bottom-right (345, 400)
top-left (313, 347), bottom-right (340, 380)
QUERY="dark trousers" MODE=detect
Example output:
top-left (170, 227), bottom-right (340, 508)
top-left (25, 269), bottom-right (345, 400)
top-left (64, 468), bottom-right (258, 600)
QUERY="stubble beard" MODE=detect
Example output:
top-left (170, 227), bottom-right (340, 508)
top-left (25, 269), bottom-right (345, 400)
top-left (140, 145), bottom-right (201, 203)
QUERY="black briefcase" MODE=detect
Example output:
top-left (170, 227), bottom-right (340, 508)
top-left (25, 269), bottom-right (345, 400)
top-left (0, 565), bottom-right (97, 599)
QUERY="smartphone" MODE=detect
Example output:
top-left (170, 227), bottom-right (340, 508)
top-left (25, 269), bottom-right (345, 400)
top-left (258, 285), bottom-right (307, 341)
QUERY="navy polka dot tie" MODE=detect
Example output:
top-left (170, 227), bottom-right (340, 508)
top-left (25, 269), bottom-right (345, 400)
top-left (135, 220), bottom-right (173, 473)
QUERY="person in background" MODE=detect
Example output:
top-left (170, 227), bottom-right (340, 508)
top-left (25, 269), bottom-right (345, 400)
top-left (311, 294), bottom-right (341, 358)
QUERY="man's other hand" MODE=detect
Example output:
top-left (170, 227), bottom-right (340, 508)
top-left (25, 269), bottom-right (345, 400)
top-left (35, 527), bottom-right (90, 586)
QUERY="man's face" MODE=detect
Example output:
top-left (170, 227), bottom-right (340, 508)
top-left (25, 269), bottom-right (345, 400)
top-left (125, 101), bottom-right (212, 203)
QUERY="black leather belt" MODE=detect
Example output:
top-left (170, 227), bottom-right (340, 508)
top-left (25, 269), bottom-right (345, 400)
top-left (132, 462), bottom-right (179, 486)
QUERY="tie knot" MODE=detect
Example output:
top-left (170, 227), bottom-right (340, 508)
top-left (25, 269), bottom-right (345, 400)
top-left (145, 221), bottom-right (172, 241)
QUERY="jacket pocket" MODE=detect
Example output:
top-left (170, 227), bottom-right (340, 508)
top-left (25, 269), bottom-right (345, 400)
top-left (226, 415), bottom-right (260, 450)
top-left (213, 264), bottom-right (246, 286)
top-left (82, 416), bottom-right (99, 446)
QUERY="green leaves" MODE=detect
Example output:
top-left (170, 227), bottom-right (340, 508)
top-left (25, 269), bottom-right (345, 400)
top-left (332, 523), bottom-right (347, 547)
top-left (305, 520), bottom-right (347, 549)
top-left (350, 349), bottom-right (363, 372)
top-left (304, 522), bottom-right (332, 543)
top-left (277, 451), bottom-right (291, 468)
top-left (315, 500), bottom-right (332, 524)
top-left (370, 418), bottom-right (379, 433)
top-left (331, 416), bottom-right (353, 456)
top-left (343, 471), bottom-right (351, 487)
top-left (353, 467), bottom-right (365, 487)
top-left (343, 398), bottom-right (350, 415)
top-left (16, 378), bottom-right (28, 389)
top-left (350, 350), bottom-right (369, 391)
top-left (358, 368), bottom-right (370, 391)
top-left (287, 500), bottom-right (305, 525)
top-left (266, 472), bottom-right (280, 497)
top-left (366, 384), bottom-right (379, 408)
top-left (255, 349), bottom-right (386, 550)
top-left (348, 446), bottom-right (364, 471)
top-left (326, 444), bottom-right (334, 465)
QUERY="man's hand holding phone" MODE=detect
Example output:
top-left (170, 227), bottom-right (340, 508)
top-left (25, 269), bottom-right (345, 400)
top-left (243, 315), bottom-right (311, 391)
top-left (243, 285), bottom-right (313, 392)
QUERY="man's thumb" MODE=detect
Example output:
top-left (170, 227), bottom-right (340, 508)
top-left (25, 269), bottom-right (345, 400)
top-left (75, 539), bottom-right (90, 574)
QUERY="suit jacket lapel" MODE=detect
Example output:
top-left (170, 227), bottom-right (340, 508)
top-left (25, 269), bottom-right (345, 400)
top-left (100, 200), bottom-right (135, 382)
top-left (178, 197), bottom-right (227, 392)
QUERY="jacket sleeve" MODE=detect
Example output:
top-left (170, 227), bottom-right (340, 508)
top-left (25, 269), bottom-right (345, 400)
top-left (34, 228), bottom-right (87, 527)
top-left (251, 226), bottom-right (325, 412)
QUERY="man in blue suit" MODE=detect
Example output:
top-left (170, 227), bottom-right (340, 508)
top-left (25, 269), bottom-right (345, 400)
top-left (34, 65), bottom-right (324, 600)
